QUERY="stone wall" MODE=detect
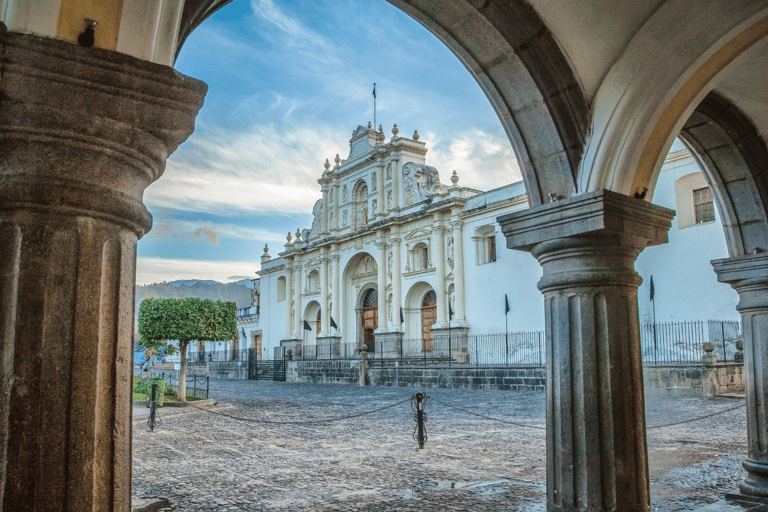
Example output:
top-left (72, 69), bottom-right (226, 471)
top-left (206, 362), bottom-right (248, 380)
top-left (642, 364), bottom-right (745, 396)
top-left (288, 360), bottom-right (361, 384)
top-left (283, 361), bottom-right (744, 396)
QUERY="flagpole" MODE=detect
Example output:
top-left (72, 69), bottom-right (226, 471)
top-left (373, 83), bottom-right (376, 130)
top-left (505, 294), bottom-right (509, 367)
top-left (651, 275), bottom-right (658, 365)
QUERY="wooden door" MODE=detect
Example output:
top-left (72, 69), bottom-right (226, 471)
top-left (421, 291), bottom-right (436, 352)
top-left (361, 289), bottom-right (378, 353)
top-left (251, 333), bottom-right (262, 361)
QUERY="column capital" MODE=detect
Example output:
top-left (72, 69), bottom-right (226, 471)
top-left (450, 218), bottom-right (464, 228)
top-left (0, 32), bottom-right (206, 237)
top-left (713, 253), bottom-right (768, 311)
top-left (498, 189), bottom-right (674, 253)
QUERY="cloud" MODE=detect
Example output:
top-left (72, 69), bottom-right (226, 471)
top-left (148, 123), bottom-right (347, 215)
top-left (136, 257), bottom-right (261, 286)
top-left (422, 129), bottom-right (523, 191)
top-left (146, 220), bottom-right (288, 245)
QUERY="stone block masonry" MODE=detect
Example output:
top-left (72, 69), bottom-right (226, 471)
top-left (288, 360), bottom-right (362, 385)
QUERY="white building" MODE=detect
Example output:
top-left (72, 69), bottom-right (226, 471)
top-left (236, 127), bottom-right (738, 362)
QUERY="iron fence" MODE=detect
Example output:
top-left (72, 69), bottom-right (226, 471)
top-left (640, 319), bottom-right (741, 365)
top-left (150, 371), bottom-right (209, 400)
top-left (187, 348), bottom-right (250, 362)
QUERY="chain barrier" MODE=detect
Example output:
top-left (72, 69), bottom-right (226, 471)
top-left (646, 401), bottom-right (745, 429)
top-left (185, 397), bottom-right (411, 425)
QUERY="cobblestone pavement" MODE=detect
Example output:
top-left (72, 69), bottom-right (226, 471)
top-left (133, 379), bottom-right (748, 511)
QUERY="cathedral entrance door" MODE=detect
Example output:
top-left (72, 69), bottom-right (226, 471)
top-left (421, 290), bottom-right (436, 352)
top-left (251, 333), bottom-right (262, 361)
top-left (361, 289), bottom-right (378, 353)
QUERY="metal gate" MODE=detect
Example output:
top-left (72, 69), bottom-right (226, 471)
top-left (272, 346), bottom-right (286, 381)
top-left (247, 347), bottom-right (286, 381)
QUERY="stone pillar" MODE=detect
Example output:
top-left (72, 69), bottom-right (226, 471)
top-left (333, 184), bottom-right (340, 232)
top-left (0, 33), bottom-right (206, 511)
top-left (332, 250), bottom-right (341, 333)
top-left (320, 253), bottom-right (330, 337)
top-left (498, 190), bottom-right (674, 512)
top-left (376, 239), bottom-right (387, 333)
top-left (321, 183), bottom-right (329, 234)
top-left (376, 159), bottom-right (385, 219)
top-left (433, 224), bottom-right (448, 327)
top-left (392, 231), bottom-right (403, 332)
top-left (713, 254), bottom-right (768, 501)
top-left (451, 218), bottom-right (467, 324)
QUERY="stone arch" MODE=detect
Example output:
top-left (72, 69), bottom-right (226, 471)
top-left (679, 91), bottom-right (768, 258)
top-left (303, 300), bottom-right (321, 349)
top-left (404, 281), bottom-right (435, 352)
top-left (579, 2), bottom-right (768, 198)
top-left (181, 0), bottom-right (590, 206)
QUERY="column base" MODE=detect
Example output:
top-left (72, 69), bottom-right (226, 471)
top-left (430, 327), bottom-right (469, 363)
top-left (374, 331), bottom-right (403, 357)
top-left (281, 339), bottom-right (302, 359)
top-left (737, 459), bottom-right (768, 499)
top-left (726, 489), bottom-right (768, 506)
top-left (317, 335), bottom-right (342, 358)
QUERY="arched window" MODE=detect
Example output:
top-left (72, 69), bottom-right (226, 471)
top-left (474, 225), bottom-right (497, 265)
top-left (412, 242), bottom-right (429, 270)
top-left (277, 276), bottom-right (286, 302)
top-left (308, 270), bottom-right (319, 293)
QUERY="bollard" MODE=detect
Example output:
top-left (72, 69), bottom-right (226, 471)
top-left (411, 392), bottom-right (429, 449)
top-left (148, 382), bottom-right (158, 431)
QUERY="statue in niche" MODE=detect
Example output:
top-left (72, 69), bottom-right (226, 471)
top-left (447, 237), bottom-right (454, 269)
top-left (404, 178), bottom-right (415, 205)
top-left (388, 297), bottom-right (393, 321)
top-left (358, 203), bottom-right (368, 227)
top-left (329, 210), bottom-right (334, 226)
top-left (364, 256), bottom-right (373, 273)
top-left (371, 172), bottom-right (377, 191)
top-left (387, 251), bottom-right (392, 275)
top-left (450, 290), bottom-right (455, 317)
top-left (386, 162), bottom-right (392, 180)
top-left (342, 185), bottom-right (348, 202)
top-left (342, 209), bottom-right (348, 227)
top-left (386, 190), bottom-right (392, 210)
top-left (371, 199), bottom-right (378, 215)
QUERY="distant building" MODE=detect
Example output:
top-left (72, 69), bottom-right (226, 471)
top-left (224, 128), bottom-right (738, 362)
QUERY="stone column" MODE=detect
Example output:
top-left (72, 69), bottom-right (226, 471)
top-left (498, 190), bottom-right (674, 512)
top-left (451, 219), bottom-right (467, 324)
top-left (432, 224), bottom-right (448, 327)
top-left (284, 258), bottom-right (294, 339)
top-left (392, 230), bottom-right (403, 332)
top-left (332, 249), bottom-right (341, 333)
top-left (0, 33), bottom-right (206, 511)
top-left (713, 254), bottom-right (768, 500)
top-left (320, 253), bottom-right (330, 337)
top-left (321, 182), bottom-right (329, 234)
top-left (376, 159), bottom-right (385, 219)
top-left (376, 239), bottom-right (387, 333)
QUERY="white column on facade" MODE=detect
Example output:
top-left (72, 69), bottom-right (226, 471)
top-left (320, 251), bottom-right (330, 337)
top-left (713, 254), bottom-right (768, 499)
top-left (499, 190), bottom-right (674, 512)
top-left (376, 158), bottom-right (385, 218)
top-left (284, 257), bottom-right (293, 339)
top-left (433, 224), bottom-right (447, 327)
top-left (376, 238), bottom-right (387, 332)
top-left (451, 218), bottom-right (466, 324)
top-left (391, 228), bottom-right (403, 332)
top-left (293, 261), bottom-right (303, 338)
top-left (333, 184), bottom-right (340, 231)
top-left (332, 248), bottom-right (341, 334)
top-left (391, 154), bottom-right (400, 212)
top-left (321, 183), bottom-right (329, 234)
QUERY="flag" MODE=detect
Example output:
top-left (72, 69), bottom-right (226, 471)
top-left (241, 328), bottom-right (246, 338)
top-left (505, 294), bottom-right (510, 314)
top-left (650, 275), bottom-right (655, 302)
top-left (400, 307), bottom-right (404, 324)
top-left (330, 316), bottom-right (338, 330)
top-left (303, 320), bottom-right (312, 331)
top-left (372, 83), bottom-right (376, 98)
top-left (449, 301), bottom-right (454, 320)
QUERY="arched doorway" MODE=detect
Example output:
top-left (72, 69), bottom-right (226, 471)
top-left (421, 290), bottom-right (436, 352)
top-left (361, 288), bottom-right (378, 353)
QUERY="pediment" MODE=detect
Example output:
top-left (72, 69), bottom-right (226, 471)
top-left (404, 228), bottom-right (432, 240)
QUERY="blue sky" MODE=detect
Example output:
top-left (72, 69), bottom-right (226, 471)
top-left (135, 0), bottom-right (521, 285)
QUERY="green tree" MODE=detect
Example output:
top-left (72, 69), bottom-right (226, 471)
top-left (137, 298), bottom-right (237, 402)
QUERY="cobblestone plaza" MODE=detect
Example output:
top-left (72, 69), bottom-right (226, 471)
top-left (133, 380), bottom-right (749, 511)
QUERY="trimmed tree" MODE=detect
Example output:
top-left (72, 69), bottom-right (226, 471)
top-left (138, 297), bottom-right (237, 402)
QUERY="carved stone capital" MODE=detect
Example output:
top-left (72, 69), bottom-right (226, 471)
top-left (0, 31), bottom-right (206, 236)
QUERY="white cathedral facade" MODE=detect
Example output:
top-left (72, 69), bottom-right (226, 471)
top-left (233, 125), bottom-right (739, 362)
